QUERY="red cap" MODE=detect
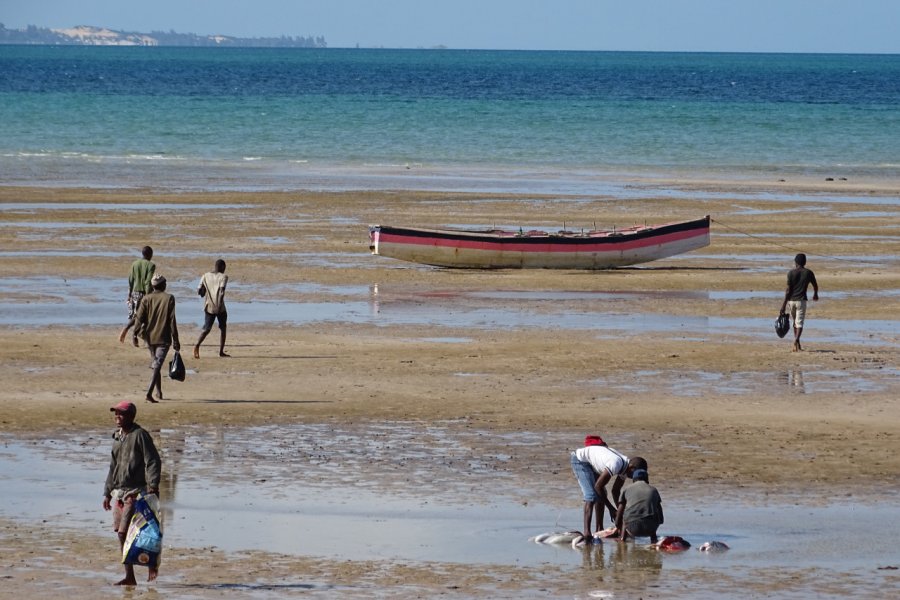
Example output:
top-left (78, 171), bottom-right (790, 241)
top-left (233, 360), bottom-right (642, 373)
top-left (585, 435), bottom-right (604, 446)
top-left (110, 401), bottom-right (136, 414)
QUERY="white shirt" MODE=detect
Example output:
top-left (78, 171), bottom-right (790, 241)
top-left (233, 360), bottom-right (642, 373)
top-left (199, 271), bottom-right (228, 314)
top-left (572, 445), bottom-right (629, 477)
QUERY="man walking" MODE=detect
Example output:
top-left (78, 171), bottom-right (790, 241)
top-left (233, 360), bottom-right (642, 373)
top-left (134, 274), bottom-right (180, 402)
top-left (118, 246), bottom-right (155, 346)
top-left (102, 401), bottom-right (161, 585)
top-left (780, 253), bottom-right (819, 351)
top-left (193, 259), bottom-right (229, 358)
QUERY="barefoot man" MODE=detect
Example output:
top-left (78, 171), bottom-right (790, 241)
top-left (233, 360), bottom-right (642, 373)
top-left (194, 259), bottom-right (229, 358)
top-left (134, 274), bottom-right (180, 402)
top-left (779, 253), bottom-right (819, 351)
top-left (570, 435), bottom-right (643, 542)
top-left (118, 246), bottom-right (155, 347)
top-left (103, 401), bottom-right (161, 585)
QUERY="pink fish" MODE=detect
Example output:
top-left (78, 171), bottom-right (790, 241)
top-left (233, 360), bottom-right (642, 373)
top-left (596, 526), bottom-right (619, 539)
top-left (655, 536), bottom-right (691, 551)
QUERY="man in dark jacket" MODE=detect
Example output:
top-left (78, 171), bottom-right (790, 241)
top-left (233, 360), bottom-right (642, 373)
top-left (102, 401), bottom-right (162, 585)
top-left (134, 274), bottom-right (180, 402)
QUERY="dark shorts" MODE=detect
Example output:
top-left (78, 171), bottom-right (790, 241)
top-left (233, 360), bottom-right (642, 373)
top-left (625, 517), bottom-right (660, 538)
top-left (112, 495), bottom-right (136, 533)
top-left (202, 310), bottom-right (227, 333)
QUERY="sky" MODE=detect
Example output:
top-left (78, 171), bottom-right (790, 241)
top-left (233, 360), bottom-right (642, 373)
top-left (3, 0), bottom-right (900, 53)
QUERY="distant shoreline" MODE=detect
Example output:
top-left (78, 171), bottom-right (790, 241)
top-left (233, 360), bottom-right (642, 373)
top-left (0, 23), bottom-right (326, 48)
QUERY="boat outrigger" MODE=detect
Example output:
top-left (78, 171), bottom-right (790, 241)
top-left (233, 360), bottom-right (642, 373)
top-left (369, 215), bottom-right (710, 269)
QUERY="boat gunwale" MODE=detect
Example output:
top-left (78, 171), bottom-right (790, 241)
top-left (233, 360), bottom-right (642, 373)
top-left (370, 216), bottom-right (710, 246)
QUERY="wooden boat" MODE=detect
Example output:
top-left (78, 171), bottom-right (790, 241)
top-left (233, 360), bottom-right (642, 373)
top-left (369, 215), bottom-right (710, 269)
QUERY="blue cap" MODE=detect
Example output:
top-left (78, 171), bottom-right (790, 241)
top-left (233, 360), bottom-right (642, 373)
top-left (632, 469), bottom-right (648, 480)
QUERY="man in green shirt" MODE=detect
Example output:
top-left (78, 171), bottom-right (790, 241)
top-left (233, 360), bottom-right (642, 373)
top-left (118, 246), bottom-right (155, 347)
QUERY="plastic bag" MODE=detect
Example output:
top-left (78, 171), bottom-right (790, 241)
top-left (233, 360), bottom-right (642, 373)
top-left (775, 313), bottom-right (790, 338)
top-left (168, 351), bottom-right (186, 381)
top-left (122, 492), bottom-right (163, 568)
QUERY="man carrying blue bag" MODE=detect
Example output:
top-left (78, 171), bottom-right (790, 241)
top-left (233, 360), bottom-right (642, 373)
top-left (102, 401), bottom-right (162, 586)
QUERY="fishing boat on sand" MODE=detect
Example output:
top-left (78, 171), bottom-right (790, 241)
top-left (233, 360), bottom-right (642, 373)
top-left (369, 215), bottom-right (710, 269)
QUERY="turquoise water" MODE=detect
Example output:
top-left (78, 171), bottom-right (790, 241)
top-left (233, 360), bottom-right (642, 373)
top-left (1, 46), bottom-right (899, 190)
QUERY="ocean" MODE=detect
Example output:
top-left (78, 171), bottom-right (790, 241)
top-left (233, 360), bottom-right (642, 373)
top-left (1, 45), bottom-right (898, 192)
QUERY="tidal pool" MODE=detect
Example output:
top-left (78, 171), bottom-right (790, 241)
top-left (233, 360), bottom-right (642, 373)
top-left (2, 423), bottom-right (898, 599)
top-left (591, 367), bottom-right (900, 396)
top-left (1, 278), bottom-right (897, 349)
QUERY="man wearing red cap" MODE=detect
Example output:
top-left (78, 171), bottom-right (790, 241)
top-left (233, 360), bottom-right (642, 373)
top-left (571, 435), bottom-right (643, 542)
top-left (102, 401), bottom-right (162, 585)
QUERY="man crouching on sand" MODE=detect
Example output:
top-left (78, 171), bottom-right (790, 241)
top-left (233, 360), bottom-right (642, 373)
top-left (615, 467), bottom-right (664, 544)
top-left (102, 401), bottom-right (161, 585)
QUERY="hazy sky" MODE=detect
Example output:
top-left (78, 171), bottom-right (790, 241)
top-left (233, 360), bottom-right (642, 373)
top-left (4, 0), bottom-right (899, 53)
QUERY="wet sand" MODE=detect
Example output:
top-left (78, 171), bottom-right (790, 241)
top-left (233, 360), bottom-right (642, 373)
top-left (1, 180), bottom-right (899, 598)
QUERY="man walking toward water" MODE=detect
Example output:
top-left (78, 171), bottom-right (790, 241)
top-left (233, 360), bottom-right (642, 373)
top-left (780, 253), bottom-right (819, 352)
top-left (103, 401), bottom-right (161, 585)
top-left (134, 274), bottom-right (180, 402)
top-left (118, 246), bottom-right (155, 347)
top-left (193, 259), bottom-right (229, 358)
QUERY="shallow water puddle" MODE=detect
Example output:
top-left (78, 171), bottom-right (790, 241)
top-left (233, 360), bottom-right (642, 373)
top-left (2, 424), bottom-right (899, 575)
top-left (591, 367), bottom-right (900, 395)
top-left (1, 278), bottom-right (897, 347)
top-left (0, 202), bottom-right (250, 212)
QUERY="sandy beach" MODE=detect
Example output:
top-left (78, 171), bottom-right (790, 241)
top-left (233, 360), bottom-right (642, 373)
top-left (1, 179), bottom-right (899, 598)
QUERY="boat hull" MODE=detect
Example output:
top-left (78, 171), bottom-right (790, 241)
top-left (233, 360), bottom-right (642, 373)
top-left (369, 216), bottom-right (710, 269)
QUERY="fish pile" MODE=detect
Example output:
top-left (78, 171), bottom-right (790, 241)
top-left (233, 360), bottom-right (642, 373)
top-left (532, 531), bottom-right (731, 553)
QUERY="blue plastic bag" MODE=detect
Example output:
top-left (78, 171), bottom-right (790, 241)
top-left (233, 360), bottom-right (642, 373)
top-left (122, 492), bottom-right (163, 568)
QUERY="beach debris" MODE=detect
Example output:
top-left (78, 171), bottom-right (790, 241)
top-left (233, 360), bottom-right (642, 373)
top-left (654, 535), bottom-right (691, 551)
top-left (698, 541), bottom-right (730, 553)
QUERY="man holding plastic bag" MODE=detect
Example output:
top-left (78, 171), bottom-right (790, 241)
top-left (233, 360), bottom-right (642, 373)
top-left (102, 401), bottom-right (162, 585)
